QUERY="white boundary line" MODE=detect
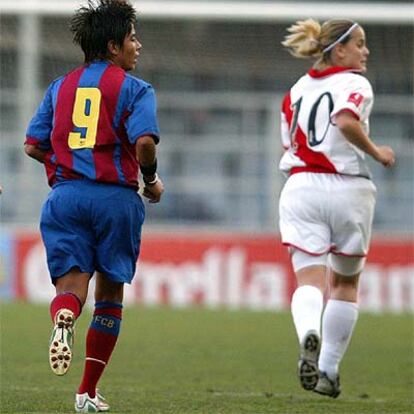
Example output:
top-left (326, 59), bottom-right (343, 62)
top-left (0, 1), bottom-right (413, 24)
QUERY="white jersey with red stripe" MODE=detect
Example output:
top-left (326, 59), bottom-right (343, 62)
top-left (279, 66), bottom-right (374, 178)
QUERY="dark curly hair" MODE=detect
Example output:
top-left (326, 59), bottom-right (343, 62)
top-left (70, 0), bottom-right (136, 63)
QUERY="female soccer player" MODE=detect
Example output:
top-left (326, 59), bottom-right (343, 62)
top-left (278, 19), bottom-right (395, 398)
top-left (24, 1), bottom-right (164, 412)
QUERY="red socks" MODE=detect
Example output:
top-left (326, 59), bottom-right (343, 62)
top-left (77, 302), bottom-right (123, 398)
top-left (50, 292), bottom-right (82, 323)
top-left (50, 296), bottom-right (123, 398)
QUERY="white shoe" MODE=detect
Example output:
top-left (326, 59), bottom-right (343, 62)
top-left (314, 371), bottom-right (341, 398)
top-left (75, 390), bottom-right (110, 412)
top-left (49, 309), bottom-right (75, 375)
top-left (298, 330), bottom-right (320, 391)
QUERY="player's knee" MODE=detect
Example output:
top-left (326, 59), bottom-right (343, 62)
top-left (95, 272), bottom-right (124, 303)
top-left (54, 269), bottom-right (90, 304)
top-left (330, 272), bottom-right (360, 302)
top-left (330, 254), bottom-right (365, 277)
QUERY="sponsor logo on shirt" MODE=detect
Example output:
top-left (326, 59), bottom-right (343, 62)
top-left (347, 92), bottom-right (363, 107)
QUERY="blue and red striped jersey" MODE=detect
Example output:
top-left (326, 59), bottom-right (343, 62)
top-left (25, 61), bottom-right (160, 189)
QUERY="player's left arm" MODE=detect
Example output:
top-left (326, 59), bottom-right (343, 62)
top-left (24, 82), bottom-right (54, 164)
top-left (24, 144), bottom-right (48, 163)
top-left (280, 93), bottom-right (292, 150)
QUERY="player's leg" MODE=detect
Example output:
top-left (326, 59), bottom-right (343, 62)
top-left (315, 255), bottom-right (363, 398)
top-left (49, 269), bottom-right (90, 376)
top-left (75, 272), bottom-right (123, 412)
top-left (290, 249), bottom-right (328, 391)
top-left (74, 183), bottom-right (144, 412)
top-left (314, 175), bottom-right (376, 397)
top-left (279, 174), bottom-right (332, 391)
top-left (41, 182), bottom-right (96, 376)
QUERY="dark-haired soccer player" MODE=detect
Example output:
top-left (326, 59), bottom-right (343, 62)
top-left (24, 1), bottom-right (164, 411)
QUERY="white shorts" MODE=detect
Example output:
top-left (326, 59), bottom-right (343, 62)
top-left (279, 172), bottom-right (377, 260)
top-left (290, 248), bottom-right (366, 275)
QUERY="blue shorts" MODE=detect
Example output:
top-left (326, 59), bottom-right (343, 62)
top-left (40, 180), bottom-right (145, 284)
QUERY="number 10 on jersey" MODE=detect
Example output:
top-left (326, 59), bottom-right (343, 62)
top-left (289, 92), bottom-right (334, 148)
top-left (68, 87), bottom-right (101, 149)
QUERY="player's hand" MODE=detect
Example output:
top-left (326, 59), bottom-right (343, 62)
top-left (142, 176), bottom-right (164, 203)
top-left (374, 145), bottom-right (395, 168)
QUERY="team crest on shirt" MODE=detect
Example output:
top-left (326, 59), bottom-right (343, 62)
top-left (347, 92), bottom-right (363, 107)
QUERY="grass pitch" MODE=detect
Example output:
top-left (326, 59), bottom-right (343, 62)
top-left (1, 302), bottom-right (413, 413)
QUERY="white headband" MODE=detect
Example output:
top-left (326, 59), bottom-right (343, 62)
top-left (322, 23), bottom-right (359, 54)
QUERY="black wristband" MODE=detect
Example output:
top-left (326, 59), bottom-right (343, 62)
top-left (140, 158), bottom-right (157, 176)
top-left (143, 173), bottom-right (159, 186)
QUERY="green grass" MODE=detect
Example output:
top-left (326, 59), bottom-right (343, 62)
top-left (1, 302), bottom-right (413, 413)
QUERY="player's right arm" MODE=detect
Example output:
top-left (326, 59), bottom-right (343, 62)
top-left (126, 81), bottom-right (164, 202)
top-left (335, 111), bottom-right (395, 167)
top-left (332, 76), bottom-right (395, 168)
top-left (136, 135), bottom-right (164, 203)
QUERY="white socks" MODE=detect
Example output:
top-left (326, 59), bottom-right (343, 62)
top-left (291, 285), bottom-right (324, 344)
top-left (291, 289), bottom-right (359, 380)
top-left (318, 299), bottom-right (359, 379)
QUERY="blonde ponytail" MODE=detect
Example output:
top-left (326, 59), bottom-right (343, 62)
top-left (281, 19), bottom-right (322, 59)
top-left (282, 18), bottom-right (358, 63)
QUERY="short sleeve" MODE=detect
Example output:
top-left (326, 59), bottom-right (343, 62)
top-left (331, 76), bottom-right (373, 122)
top-left (125, 85), bottom-right (160, 145)
top-left (25, 83), bottom-right (54, 150)
top-left (280, 94), bottom-right (291, 150)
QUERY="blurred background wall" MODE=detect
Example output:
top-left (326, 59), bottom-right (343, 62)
top-left (0, 0), bottom-right (413, 311)
top-left (1, 0), bottom-right (413, 232)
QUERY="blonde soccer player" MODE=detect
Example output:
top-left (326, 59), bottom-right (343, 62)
top-left (278, 19), bottom-right (395, 397)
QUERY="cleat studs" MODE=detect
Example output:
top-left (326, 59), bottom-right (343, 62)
top-left (49, 312), bottom-right (74, 376)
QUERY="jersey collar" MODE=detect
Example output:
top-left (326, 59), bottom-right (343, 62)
top-left (308, 66), bottom-right (362, 78)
